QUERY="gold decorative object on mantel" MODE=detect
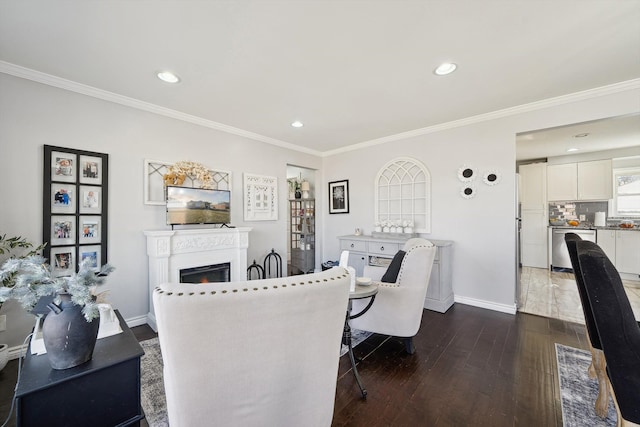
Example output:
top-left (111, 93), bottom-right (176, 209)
top-left (163, 161), bottom-right (214, 189)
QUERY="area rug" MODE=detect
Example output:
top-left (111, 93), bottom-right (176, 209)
top-left (140, 330), bottom-right (373, 427)
top-left (555, 343), bottom-right (616, 427)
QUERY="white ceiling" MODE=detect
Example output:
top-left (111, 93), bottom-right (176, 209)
top-left (1, 1), bottom-right (639, 155)
top-left (516, 113), bottom-right (640, 161)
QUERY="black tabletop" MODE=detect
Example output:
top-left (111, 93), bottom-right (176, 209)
top-left (16, 310), bottom-right (144, 397)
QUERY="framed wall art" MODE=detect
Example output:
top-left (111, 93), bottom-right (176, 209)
top-left (243, 173), bottom-right (278, 221)
top-left (43, 145), bottom-right (108, 273)
top-left (328, 180), bottom-right (350, 214)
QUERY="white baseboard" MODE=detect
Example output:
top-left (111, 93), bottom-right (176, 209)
top-left (454, 295), bottom-right (517, 315)
top-left (145, 312), bottom-right (157, 332)
top-left (124, 314), bottom-right (149, 328)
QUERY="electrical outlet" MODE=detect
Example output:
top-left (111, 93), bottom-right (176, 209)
top-left (0, 314), bottom-right (6, 332)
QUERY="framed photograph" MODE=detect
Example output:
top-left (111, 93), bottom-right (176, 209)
top-left (328, 180), bottom-right (350, 214)
top-left (50, 216), bottom-right (75, 246)
top-left (79, 245), bottom-right (101, 271)
top-left (79, 216), bottom-right (100, 244)
top-left (79, 155), bottom-right (102, 185)
top-left (51, 184), bottom-right (76, 214)
top-left (79, 185), bottom-right (101, 214)
top-left (50, 247), bottom-right (75, 277)
top-left (44, 145), bottom-right (109, 271)
top-left (51, 151), bottom-right (77, 183)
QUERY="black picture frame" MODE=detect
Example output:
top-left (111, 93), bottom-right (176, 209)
top-left (328, 179), bottom-right (349, 214)
top-left (43, 145), bottom-right (108, 273)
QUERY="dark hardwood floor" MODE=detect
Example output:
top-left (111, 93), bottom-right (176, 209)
top-left (0, 304), bottom-right (587, 426)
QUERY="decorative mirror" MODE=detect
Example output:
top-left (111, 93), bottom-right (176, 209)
top-left (458, 165), bottom-right (476, 182)
top-left (460, 184), bottom-right (476, 199)
top-left (483, 170), bottom-right (501, 186)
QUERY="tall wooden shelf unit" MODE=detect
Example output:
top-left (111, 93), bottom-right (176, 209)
top-left (289, 199), bottom-right (315, 274)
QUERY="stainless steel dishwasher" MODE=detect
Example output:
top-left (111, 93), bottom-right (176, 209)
top-left (551, 228), bottom-right (596, 271)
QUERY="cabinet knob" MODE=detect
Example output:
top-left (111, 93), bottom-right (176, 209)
top-left (380, 246), bottom-right (384, 251)
top-left (350, 243), bottom-right (354, 248)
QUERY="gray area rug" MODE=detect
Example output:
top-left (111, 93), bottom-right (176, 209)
top-left (140, 330), bottom-right (373, 427)
top-left (555, 343), bottom-right (616, 427)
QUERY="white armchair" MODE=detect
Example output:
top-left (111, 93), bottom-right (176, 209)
top-left (349, 238), bottom-right (437, 354)
top-left (152, 268), bottom-right (351, 427)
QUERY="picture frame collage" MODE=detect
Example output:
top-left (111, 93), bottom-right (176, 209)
top-left (43, 145), bottom-right (109, 276)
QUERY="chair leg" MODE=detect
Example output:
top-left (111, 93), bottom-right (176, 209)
top-left (403, 337), bottom-right (415, 355)
top-left (608, 377), bottom-right (640, 427)
top-left (592, 348), bottom-right (609, 418)
top-left (587, 341), bottom-right (597, 379)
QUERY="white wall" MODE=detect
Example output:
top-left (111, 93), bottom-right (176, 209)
top-left (321, 87), bottom-right (640, 312)
top-left (2, 70), bottom-right (639, 347)
top-left (0, 73), bottom-right (321, 347)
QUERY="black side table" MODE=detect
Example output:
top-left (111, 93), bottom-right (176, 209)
top-left (344, 283), bottom-right (378, 399)
top-left (16, 310), bottom-right (145, 427)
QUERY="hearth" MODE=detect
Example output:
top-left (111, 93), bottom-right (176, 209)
top-left (180, 263), bottom-right (230, 284)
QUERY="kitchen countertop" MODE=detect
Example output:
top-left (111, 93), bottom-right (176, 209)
top-left (549, 225), bottom-right (639, 231)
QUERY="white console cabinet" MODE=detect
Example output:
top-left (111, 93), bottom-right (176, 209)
top-left (338, 235), bottom-right (454, 313)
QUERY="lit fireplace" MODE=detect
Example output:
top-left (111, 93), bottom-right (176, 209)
top-left (180, 263), bottom-right (231, 284)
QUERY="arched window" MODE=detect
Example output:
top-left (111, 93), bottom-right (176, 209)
top-left (375, 157), bottom-right (431, 233)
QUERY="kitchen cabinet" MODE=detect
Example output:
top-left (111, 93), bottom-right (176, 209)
top-left (338, 235), bottom-right (454, 313)
top-left (596, 229), bottom-right (616, 262)
top-left (615, 230), bottom-right (640, 275)
top-left (547, 163), bottom-right (577, 201)
top-left (578, 160), bottom-right (612, 200)
top-left (547, 160), bottom-right (612, 201)
top-left (519, 163), bottom-right (548, 268)
top-left (595, 229), bottom-right (640, 277)
top-left (520, 162), bottom-right (547, 210)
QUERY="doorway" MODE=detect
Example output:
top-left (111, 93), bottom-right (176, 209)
top-left (515, 114), bottom-right (640, 321)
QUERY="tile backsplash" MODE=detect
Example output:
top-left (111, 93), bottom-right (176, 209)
top-left (548, 201), bottom-right (608, 224)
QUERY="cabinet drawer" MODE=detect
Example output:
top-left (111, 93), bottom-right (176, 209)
top-left (367, 241), bottom-right (399, 256)
top-left (340, 240), bottom-right (366, 252)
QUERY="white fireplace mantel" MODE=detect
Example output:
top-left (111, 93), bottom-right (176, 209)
top-left (144, 227), bottom-right (251, 331)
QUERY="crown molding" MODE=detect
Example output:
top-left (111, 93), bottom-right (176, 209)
top-left (0, 61), bottom-right (322, 157)
top-left (2, 61), bottom-right (637, 159)
top-left (323, 78), bottom-right (640, 157)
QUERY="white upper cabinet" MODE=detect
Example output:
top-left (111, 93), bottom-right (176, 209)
top-left (520, 162), bottom-right (547, 210)
top-left (547, 160), bottom-right (612, 201)
top-left (577, 159), bottom-right (612, 200)
top-left (547, 163), bottom-right (577, 201)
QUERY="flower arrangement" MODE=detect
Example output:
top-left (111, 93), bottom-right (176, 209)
top-left (0, 255), bottom-right (114, 321)
top-left (163, 161), bottom-right (214, 189)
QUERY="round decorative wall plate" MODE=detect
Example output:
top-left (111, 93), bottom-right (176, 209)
top-left (458, 165), bottom-right (476, 182)
top-left (483, 170), bottom-right (501, 186)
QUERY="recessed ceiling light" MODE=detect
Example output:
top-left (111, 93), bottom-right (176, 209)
top-left (157, 71), bottom-right (180, 83)
top-left (573, 133), bottom-right (589, 138)
top-left (434, 63), bottom-right (457, 76)
top-left (567, 147), bottom-right (579, 152)
top-left (291, 121), bottom-right (304, 128)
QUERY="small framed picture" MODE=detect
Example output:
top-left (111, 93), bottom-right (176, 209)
top-left (79, 216), bottom-right (101, 244)
top-left (79, 185), bottom-right (101, 214)
top-left (328, 180), bottom-right (350, 214)
top-left (79, 155), bottom-right (102, 185)
top-left (50, 216), bottom-right (75, 246)
top-left (79, 245), bottom-right (101, 271)
top-left (50, 247), bottom-right (75, 277)
top-left (51, 151), bottom-right (77, 183)
top-left (51, 184), bottom-right (76, 214)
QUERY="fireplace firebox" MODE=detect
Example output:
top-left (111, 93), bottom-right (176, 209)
top-left (180, 263), bottom-right (231, 284)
